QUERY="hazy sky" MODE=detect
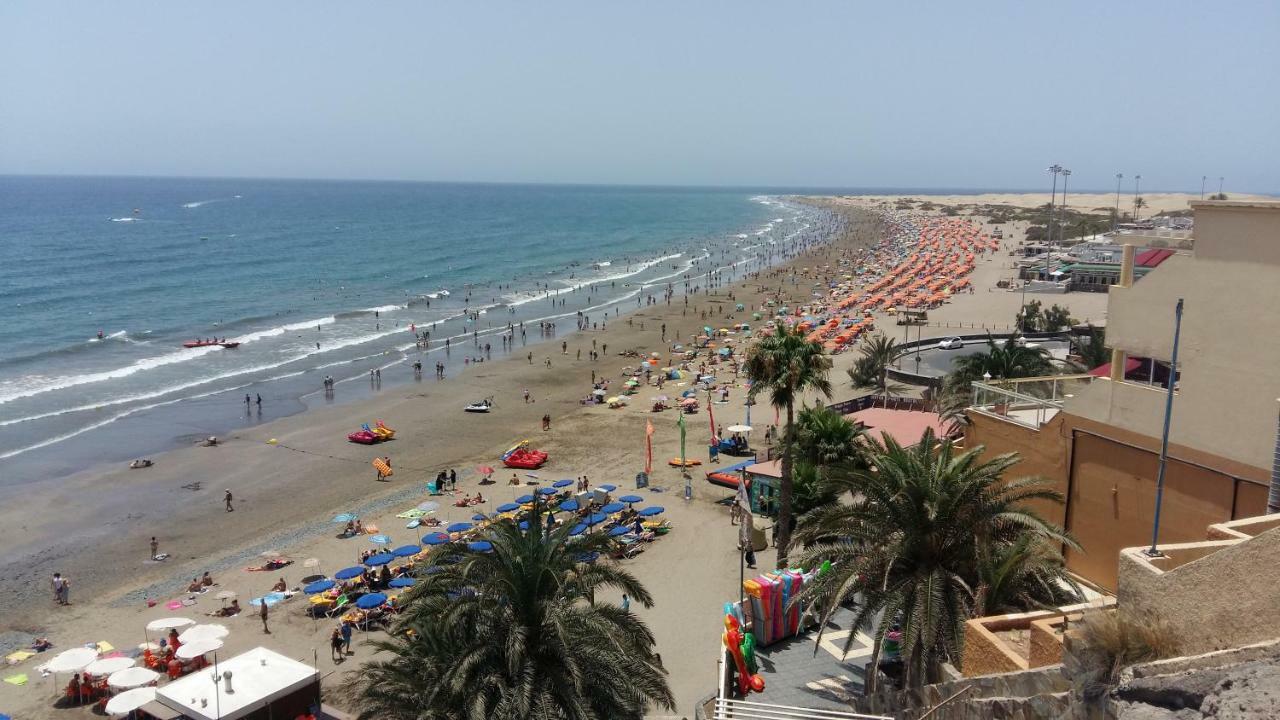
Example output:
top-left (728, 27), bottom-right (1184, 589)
top-left (2, 1), bottom-right (1277, 192)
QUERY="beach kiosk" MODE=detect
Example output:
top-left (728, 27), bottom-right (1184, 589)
top-left (153, 647), bottom-right (321, 720)
top-left (742, 459), bottom-right (783, 517)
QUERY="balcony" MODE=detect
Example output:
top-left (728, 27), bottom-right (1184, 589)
top-left (968, 374), bottom-right (1096, 430)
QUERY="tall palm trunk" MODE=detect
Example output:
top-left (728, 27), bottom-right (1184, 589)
top-left (775, 401), bottom-right (795, 568)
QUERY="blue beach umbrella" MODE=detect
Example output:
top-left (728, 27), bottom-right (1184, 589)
top-left (559, 500), bottom-right (580, 512)
top-left (304, 579), bottom-right (336, 594)
top-left (552, 479), bottom-right (574, 488)
top-left (518, 521), bottom-right (530, 530)
top-left (598, 484), bottom-right (617, 492)
top-left (390, 544), bottom-right (421, 558)
top-left (638, 506), bottom-right (665, 517)
top-left (574, 551), bottom-right (600, 564)
top-left (332, 513), bottom-right (356, 523)
top-left (570, 523), bottom-right (587, 536)
top-left (608, 526), bottom-right (632, 537)
top-left (585, 512), bottom-right (608, 526)
top-left (355, 593), bottom-right (388, 609)
top-left (369, 534), bottom-right (391, 545)
top-left (334, 566), bottom-right (364, 580)
top-left (601, 502), bottom-right (625, 514)
top-left (537, 487), bottom-right (557, 496)
top-left (467, 541), bottom-right (493, 552)
top-left (516, 494), bottom-right (535, 504)
top-left (446, 522), bottom-right (473, 533)
top-left (388, 577), bottom-right (415, 588)
top-left (619, 495), bottom-right (643, 504)
top-left (496, 502), bottom-right (520, 513)
top-left (364, 553), bottom-right (394, 567)
top-left (472, 513), bottom-right (489, 522)
top-left (422, 532), bottom-right (450, 545)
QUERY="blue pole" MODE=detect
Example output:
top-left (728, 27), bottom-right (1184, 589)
top-left (1147, 298), bottom-right (1185, 556)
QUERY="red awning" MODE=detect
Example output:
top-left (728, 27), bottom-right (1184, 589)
top-left (1089, 357), bottom-right (1141, 377)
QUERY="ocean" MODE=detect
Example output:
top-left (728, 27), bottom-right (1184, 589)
top-left (0, 176), bottom-right (835, 481)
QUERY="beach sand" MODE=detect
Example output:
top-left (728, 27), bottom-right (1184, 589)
top-left (818, 191), bottom-right (1275, 216)
top-left (0, 196), bottom-right (1114, 718)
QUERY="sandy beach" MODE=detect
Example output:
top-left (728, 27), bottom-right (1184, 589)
top-left (0, 195), bottom-right (1119, 718)
top-left (820, 191), bottom-right (1275, 216)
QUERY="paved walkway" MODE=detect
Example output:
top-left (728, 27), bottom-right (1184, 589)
top-left (750, 606), bottom-right (875, 711)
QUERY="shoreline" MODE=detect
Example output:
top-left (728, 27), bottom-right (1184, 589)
top-left (0, 198), bottom-right (866, 717)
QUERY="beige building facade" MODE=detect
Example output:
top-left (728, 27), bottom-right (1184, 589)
top-left (965, 200), bottom-right (1280, 591)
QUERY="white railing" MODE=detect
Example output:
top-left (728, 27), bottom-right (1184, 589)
top-left (969, 375), bottom-right (1094, 429)
top-left (713, 698), bottom-right (891, 720)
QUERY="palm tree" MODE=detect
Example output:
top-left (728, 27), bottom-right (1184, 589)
top-left (950, 337), bottom-right (1054, 384)
top-left (791, 429), bottom-right (1074, 690)
top-left (744, 326), bottom-right (833, 567)
top-left (974, 534), bottom-right (1083, 617)
top-left (847, 333), bottom-right (906, 406)
top-left (1070, 326), bottom-right (1109, 372)
top-left (349, 510), bottom-right (674, 719)
top-left (794, 405), bottom-right (864, 472)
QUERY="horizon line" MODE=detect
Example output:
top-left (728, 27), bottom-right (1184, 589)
top-left (1, 172), bottom-right (1274, 198)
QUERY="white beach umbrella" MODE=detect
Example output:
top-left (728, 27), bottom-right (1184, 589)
top-left (85, 656), bottom-right (136, 676)
top-left (105, 687), bottom-right (157, 715)
top-left (302, 557), bottom-right (321, 569)
top-left (726, 424), bottom-right (753, 433)
top-left (145, 617), bottom-right (194, 632)
top-left (177, 623), bottom-right (229, 644)
top-left (108, 666), bottom-right (161, 690)
top-left (137, 642), bottom-right (160, 652)
top-left (45, 647), bottom-right (99, 673)
top-left (176, 637), bottom-right (223, 660)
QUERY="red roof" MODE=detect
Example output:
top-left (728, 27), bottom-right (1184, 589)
top-left (845, 408), bottom-right (949, 446)
top-left (1134, 248), bottom-right (1175, 268)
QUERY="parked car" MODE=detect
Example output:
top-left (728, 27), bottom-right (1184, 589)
top-left (937, 337), bottom-right (965, 350)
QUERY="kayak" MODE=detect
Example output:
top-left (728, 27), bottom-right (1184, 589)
top-left (182, 341), bottom-right (241, 349)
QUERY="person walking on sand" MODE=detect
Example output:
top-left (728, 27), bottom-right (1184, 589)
top-left (150, 536), bottom-right (159, 560)
top-left (341, 619), bottom-right (353, 655)
top-left (330, 627), bottom-right (344, 662)
top-left (52, 572), bottom-right (68, 605)
top-left (260, 598), bottom-right (270, 634)
top-left (224, 488), bottom-right (234, 512)
top-left (523, 388), bottom-right (530, 404)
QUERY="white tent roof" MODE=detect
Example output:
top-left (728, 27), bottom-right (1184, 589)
top-left (156, 647), bottom-right (318, 720)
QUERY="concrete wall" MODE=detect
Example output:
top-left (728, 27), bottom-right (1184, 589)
top-left (963, 411), bottom-right (1070, 528)
top-left (1117, 526), bottom-right (1280, 655)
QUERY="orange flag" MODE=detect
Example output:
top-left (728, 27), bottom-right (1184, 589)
top-left (645, 419), bottom-right (654, 475)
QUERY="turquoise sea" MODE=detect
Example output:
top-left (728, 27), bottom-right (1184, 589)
top-left (0, 176), bottom-right (834, 480)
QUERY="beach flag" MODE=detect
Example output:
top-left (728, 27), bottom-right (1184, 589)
top-left (644, 419), bottom-right (654, 475)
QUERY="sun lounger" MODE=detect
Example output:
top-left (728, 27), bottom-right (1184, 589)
top-left (326, 594), bottom-right (351, 617)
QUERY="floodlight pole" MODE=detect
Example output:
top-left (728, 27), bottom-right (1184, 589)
top-left (1146, 298), bottom-right (1184, 557)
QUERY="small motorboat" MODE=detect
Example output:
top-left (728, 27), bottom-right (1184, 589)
top-left (464, 398), bottom-right (493, 413)
top-left (182, 340), bottom-right (240, 349)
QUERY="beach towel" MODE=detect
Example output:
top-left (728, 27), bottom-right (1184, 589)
top-left (96, 641), bottom-right (114, 653)
top-left (395, 509), bottom-right (425, 519)
top-left (2, 673), bottom-right (26, 686)
top-left (166, 600), bottom-right (184, 610)
top-left (4, 651), bottom-right (34, 665)
top-left (405, 519), bottom-right (420, 529)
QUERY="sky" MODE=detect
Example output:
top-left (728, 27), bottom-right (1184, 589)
top-left (2, 1), bottom-right (1278, 192)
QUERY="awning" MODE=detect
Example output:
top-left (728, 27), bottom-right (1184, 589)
top-left (1088, 357), bottom-right (1141, 377)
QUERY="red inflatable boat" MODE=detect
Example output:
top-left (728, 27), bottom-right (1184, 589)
top-left (502, 448), bottom-right (548, 469)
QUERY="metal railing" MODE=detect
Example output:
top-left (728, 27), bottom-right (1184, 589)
top-left (714, 698), bottom-right (891, 720)
top-left (969, 375), bottom-right (1095, 429)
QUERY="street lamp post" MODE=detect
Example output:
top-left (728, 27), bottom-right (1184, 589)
top-left (1219, 176), bottom-right (1225, 195)
top-left (1201, 175), bottom-right (1206, 200)
top-left (1146, 298), bottom-right (1185, 557)
top-left (1060, 169), bottom-right (1072, 245)
top-left (1021, 165), bottom-right (1061, 332)
top-left (1113, 173), bottom-right (1123, 231)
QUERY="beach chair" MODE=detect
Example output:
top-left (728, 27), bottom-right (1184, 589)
top-left (326, 594), bottom-right (350, 617)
